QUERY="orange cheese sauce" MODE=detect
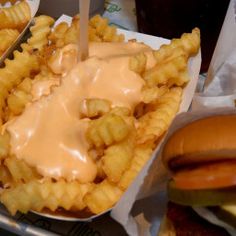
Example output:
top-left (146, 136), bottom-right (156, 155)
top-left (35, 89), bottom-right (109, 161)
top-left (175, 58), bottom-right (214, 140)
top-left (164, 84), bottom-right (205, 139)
top-left (6, 42), bottom-right (155, 183)
top-left (31, 78), bottom-right (60, 101)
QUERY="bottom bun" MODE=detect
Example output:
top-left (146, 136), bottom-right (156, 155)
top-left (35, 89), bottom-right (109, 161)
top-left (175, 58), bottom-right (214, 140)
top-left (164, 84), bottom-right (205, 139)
top-left (158, 202), bottom-right (230, 236)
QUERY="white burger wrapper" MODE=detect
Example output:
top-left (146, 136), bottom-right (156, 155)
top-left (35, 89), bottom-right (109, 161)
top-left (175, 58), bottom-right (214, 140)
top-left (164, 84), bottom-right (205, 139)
top-left (0, 0), bottom-right (40, 65)
top-left (157, 107), bottom-right (236, 236)
top-left (0, 14), bottom-right (201, 236)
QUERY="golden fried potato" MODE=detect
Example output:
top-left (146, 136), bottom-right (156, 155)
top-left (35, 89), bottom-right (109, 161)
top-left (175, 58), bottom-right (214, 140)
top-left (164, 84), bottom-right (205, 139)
top-left (0, 1), bottom-right (31, 31)
top-left (129, 52), bottom-right (147, 74)
top-left (4, 157), bottom-right (40, 183)
top-left (84, 179), bottom-right (123, 214)
top-left (0, 28), bottom-right (19, 56)
top-left (137, 87), bottom-right (183, 144)
top-left (0, 164), bottom-right (12, 187)
top-left (87, 113), bottom-right (130, 147)
top-left (142, 86), bottom-right (169, 104)
top-left (118, 142), bottom-right (154, 190)
top-left (49, 14), bottom-right (124, 48)
top-left (48, 22), bottom-right (69, 48)
top-left (90, 15), bottom-right (124, 42)
top-left (7, 90), bottom-right (31, 115)
top-left (0, 132), bottom-right (10, 159)
top-left (0, 179), bottom-right (94, 215)
top-left (154, 28), bottom-right (200, 63)
top-left (102, 131), bottom-right (135, 183)
top-left (80, 98), bottom-right (111, 118)
top-left (144, 55), bottom-right (188, 87)
top-left (0, 49), bottom-right (39, 122)
top-left (27, 15), bottom-right (55, 51)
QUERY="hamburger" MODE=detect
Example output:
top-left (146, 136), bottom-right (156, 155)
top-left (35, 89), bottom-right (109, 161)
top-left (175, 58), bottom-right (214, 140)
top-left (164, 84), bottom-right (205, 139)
top-left (159, 114), bottom-right (236, 235)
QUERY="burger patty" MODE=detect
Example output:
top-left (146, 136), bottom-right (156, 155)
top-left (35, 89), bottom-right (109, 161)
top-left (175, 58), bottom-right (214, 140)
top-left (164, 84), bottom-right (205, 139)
top-left (166, 202), bottom-right (230, 236)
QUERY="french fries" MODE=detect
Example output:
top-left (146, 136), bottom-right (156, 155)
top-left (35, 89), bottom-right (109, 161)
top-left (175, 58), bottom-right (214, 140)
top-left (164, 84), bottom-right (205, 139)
top-left (0, 1), bottom-right (31, 31)
top-left (0, 179), bottom-right (94, 215)
top-left (26, 15), bottom-right (55, 51)
top-left (0, 1), bottom-right (31, 59)
top-left (84, 179), bottom-right (123, 214)
top-left (49, 14), bottom-right (125, 48)
top-left (87, 113), bottom-right (130, 147)
top-left (0, 12), bottom-right (200, 217)
top-left (0, 29), bottom-right (19, 56)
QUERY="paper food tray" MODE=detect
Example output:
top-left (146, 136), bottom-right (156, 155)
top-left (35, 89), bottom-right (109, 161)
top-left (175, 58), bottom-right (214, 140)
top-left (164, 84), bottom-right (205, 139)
top-left (0, 14), bottom-right (201, 235)
top-left (0, 0), bottom-right (40, 65)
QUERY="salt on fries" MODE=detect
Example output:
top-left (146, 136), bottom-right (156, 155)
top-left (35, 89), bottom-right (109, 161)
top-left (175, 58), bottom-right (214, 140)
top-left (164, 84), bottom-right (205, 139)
top-left (0, 0), bottom-right (31, 57)
top-left (0, 14), bottom-right (200, 217)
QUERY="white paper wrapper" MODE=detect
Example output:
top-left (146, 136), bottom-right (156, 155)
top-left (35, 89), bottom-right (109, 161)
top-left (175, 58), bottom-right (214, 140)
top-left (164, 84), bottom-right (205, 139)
top-left (0, 0), bottom-right (40, 65)
top-left (192, 0), bottom-right (236, 111)
top-left (204, 0), bottom-right (236, 94)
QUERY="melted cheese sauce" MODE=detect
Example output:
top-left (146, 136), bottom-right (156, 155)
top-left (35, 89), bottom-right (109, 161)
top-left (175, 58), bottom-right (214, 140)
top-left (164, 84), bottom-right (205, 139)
top-left (6, 42), bottom-right (155, 182)
top-left (31, 78), bottom-right (60, 101)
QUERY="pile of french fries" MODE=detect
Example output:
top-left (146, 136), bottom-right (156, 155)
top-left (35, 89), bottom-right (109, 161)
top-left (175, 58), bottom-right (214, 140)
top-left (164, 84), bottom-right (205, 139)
top-left (0, 0), bottom-right (31, 57)
top-left (0, 9), bottom-right (200, 217)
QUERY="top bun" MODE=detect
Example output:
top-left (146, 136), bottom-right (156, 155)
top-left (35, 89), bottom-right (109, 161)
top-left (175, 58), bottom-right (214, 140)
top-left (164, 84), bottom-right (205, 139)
top-left (162, 114), bottom-right (236, 170)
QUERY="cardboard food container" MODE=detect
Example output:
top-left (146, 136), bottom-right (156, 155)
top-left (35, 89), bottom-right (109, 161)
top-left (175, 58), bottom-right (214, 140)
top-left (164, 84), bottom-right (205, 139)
top-left (0, 0), bottom-right (40, 65)
top-left (0, 14), bottom-right (201, 236)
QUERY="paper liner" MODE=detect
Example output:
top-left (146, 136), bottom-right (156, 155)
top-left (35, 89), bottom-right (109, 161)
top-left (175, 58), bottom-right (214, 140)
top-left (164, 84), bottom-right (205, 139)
top-left (204, 0), bottom-right (236, 94)
top-left (0, 0), bottom-right (40, 65)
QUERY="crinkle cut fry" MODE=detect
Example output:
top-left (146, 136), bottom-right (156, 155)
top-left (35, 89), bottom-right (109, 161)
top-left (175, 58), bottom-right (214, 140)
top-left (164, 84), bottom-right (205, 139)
top-left (0, 49), bottom-right (39, 123)
top-left (137, 87), bottom-right (183, 144)
top-left (89, 15), bottom-right (124, 42)
top-left (0, 179), bottom-right (94, 215)
top-left (129, 52), bottom-right (147, 75)
top-left (0, 164), bottom-right (12, 186)
top-left (0, 29), bottom-right (19, 55)
top-left (48, 14), bottom-right (124, 48)
top-left (80, 98), bottom-right (111, 118)
top-left (143, 28), bottom-right (200, 88)
top-left (48, 21), bottom-right (69, 47)
top-left (0, 1), bottom-right (31, 31)
top-left (142, 86), bottom-right (169, 104)
top-left (101, 129), bottom-right (135, 183)
top-left (7, 77), bottom-right (32, 117)
top-left (154, 28), bottom-right (200, 63)
top-left (118, 142), bottom-right (154, 190)
top-left (86, 113), bottom-right (130, 147)
top-left (26, 15), bottom-right (55, 51)
top-left (0, 131), bottom-right (10, 159)
top-left (143, 54), bottom-right (189, 87)
top-left (84, 179), bottom-right (123, 214)
top-left (4, 157), bottom-right (40, 184)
